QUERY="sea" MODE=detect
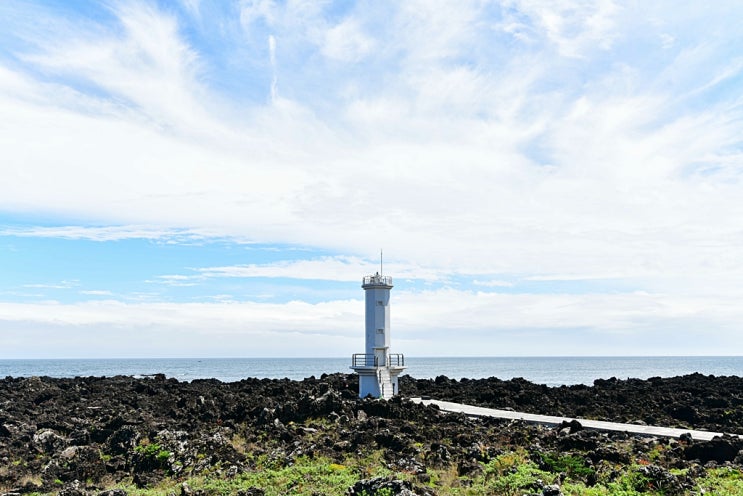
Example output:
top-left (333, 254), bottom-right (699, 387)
top-left (1, 356), bottom-right (742, 387)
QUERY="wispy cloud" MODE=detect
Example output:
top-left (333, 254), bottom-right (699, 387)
top-left (472, 280), bottom-right (514, 288)
top-left (268, 34), bottom-right (278, 102)
top-left (79, 290), bottom-right (113, 296)
top-left (0, 226), bottom-right (223, 242)
top-left (20, 1), bottom-right (207, 129)
top-left (321, 18), bottom-right (375, 62)
top-left (23, 280), bottom-right (79, 290)
top-left (153, 256), bottom-right (446, 284)
top-left (194, 257), bottom-right (442, 281)
top-left (148, 275), bottom-right (201, 288)
top-left (508, 0), bottom-right (620, 57)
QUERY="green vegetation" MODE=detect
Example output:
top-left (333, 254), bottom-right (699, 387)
top-left (6, 437), bottom-right (743, 496)
top-left (36, 450), bottom-right (733, 496)
top-left (538, 452), bottom-right (596, 479)
top-left (108, 456), bottom-right (375, 496)
top-left (696, 467), bottom-right (743, 496)
top-left (134, 442), bottom-right (172, 470)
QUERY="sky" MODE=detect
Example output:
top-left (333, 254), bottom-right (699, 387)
top-left (2, 1), bottom-right (743, 358)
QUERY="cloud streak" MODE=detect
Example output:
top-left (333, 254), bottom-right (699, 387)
top-left (155, 256), bottom-right (446, 283)
top-left (0, 226), bottom-right (217, 242)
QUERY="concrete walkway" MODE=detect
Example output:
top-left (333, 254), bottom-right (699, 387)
top-left (410, 397), bottom-right (738, 442)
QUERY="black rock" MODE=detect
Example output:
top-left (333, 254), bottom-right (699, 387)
top-left (346, 476), bottom-right (432, 496)
top-left (684, 435), bottom-right (743, 464)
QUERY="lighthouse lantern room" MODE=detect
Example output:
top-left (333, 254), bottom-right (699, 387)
top-left (350, 267), bottom-right (406, 399)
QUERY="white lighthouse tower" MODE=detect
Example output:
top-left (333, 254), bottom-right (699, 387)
top-left (350, 262), bottom-right (406, 399)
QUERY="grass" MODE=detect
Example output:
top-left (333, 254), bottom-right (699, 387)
top-left (107, 456), bottom-right (383, 496)
top-left (538, 452), bottom-right (596, 479)
top-left (133, 442), bottom-right (172, 470)
top-left (9, 446), bottom-right (743, 496)
top-left (695, 467), bottom-right (743, 495)
top-left (10, 463), bottom-right (743, 496)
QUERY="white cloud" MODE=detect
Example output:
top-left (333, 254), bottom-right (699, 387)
top-left (1, 288), bottom-right (741, 357)
top-left (21, 2), bottom-right (204, 129)
top-left (174, 256), bottom-right (444, 282)
top-left (505, 0), bottom-right (620, 57)
top-left (153, 256), bottom-right (549, 288)
top-left (239, 0), bottom-right (278, 28)
top-left (395, 0), bottom-right (482, 64)
top-left (472, 280), bottom-right (514, 288)
top-left (0, 298), bottom-right (360, 357)
top-left (23, 280), bottom-right (79, 289)
top-left (80, 290), bottom-right (114, 296)
top-left (179, 0), bottom-right (201, 17)
top-left (149, 275), bottom-right (200, 287)
top-left (193, 257), bottom-right (364, 281)
top-left (322, 18), bottom-right (375, 62)
top-left (3, 2), bottom-right (743, 356)
top-left (268, 34), bottom-right (278, 101)
top-left (0, 226), bottom-right (215, 242)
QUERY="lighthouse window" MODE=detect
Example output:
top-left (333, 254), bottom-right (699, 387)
top-left (376, 328), bottom-right (384, 334)
top-left (376, 300), bottom-right (384, 306)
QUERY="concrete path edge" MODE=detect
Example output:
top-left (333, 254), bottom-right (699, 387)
top-left (409, 397), bottom-right (740, 442)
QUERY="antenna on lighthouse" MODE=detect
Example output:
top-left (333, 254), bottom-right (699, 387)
top-left (380, 249), bottom-right (383, 276)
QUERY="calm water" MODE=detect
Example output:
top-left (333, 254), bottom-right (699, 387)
top-left (1, 356), bottom-right (742, 387)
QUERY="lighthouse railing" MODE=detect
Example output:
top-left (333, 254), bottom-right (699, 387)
top-left (352, 353), bottom-right (405, 367)
top-left (362, 275), bottom-right (393, 286)
top-left (352, 354), bottom-right (377, 367)
top-left (388, 354), bottom-right (405, 367)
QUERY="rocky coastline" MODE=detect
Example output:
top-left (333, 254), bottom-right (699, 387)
top-left (1, 373), bottom-right (742, 495)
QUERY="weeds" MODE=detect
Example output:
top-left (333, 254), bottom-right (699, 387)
top-left (538, 452), bottom-right (596, 479)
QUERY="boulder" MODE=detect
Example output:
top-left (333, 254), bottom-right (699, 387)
top-left (638, 465), bottom-right (687, 495)
top-left (684, 435), bottom-right (743, 464)
top-left (56, 480), bottom-right (90, 496)
top-left (542, 484), bottom-right (563, 496)
top-left (346, 477), bottom-right (431, 496)
top-left (33, 429), bottom-right (66, 454)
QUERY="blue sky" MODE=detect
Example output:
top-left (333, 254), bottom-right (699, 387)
top-left (2, 1), bottom-right (743, 358)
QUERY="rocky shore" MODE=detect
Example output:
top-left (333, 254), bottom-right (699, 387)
top-left (1, 373), bottom-right (742, 495)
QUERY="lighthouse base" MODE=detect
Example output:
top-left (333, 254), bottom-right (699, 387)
top-left (351, 366), bottom-right (406, 400)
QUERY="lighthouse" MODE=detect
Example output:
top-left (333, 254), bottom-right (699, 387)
top-left (350, 269), bottom-right (406, 399)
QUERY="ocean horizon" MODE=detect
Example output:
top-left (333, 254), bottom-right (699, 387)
top-left (1, 356), bottom-right (742, 387)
